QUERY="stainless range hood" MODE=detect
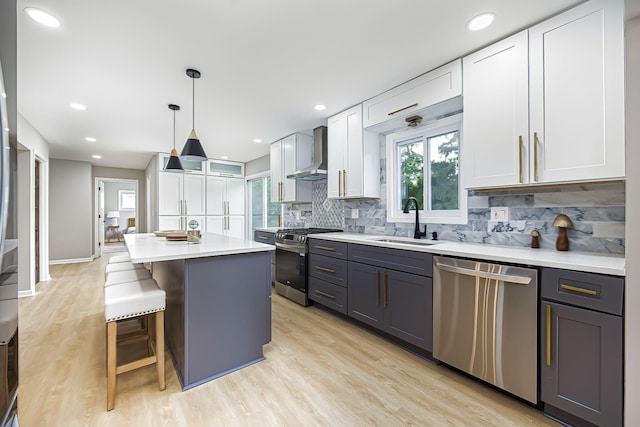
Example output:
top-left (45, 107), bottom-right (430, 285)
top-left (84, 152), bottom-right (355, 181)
top-left (287, 126), bottom-right (327, 181)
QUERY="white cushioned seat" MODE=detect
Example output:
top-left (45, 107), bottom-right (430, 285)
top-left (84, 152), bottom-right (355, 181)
top-left (108, 254), bottom-right (131, 264)
top-left (0, 300), bottom-right (18, 344)
top-left (104, 279), bottom-right (165, 322)
top-left (104, 269), bottom-right (151, 287)
top-left (105, 261), bottom-right (146, 275)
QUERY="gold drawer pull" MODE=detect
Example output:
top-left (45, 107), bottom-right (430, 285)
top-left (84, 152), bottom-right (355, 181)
top-left (546, 304), bottom-right (551, 366)
top-left (315, 245), bottom-right (336, 252)
top-left (376, 269), bottom-right (380, 307)
top-left (560, 284), bottom-right (597, 296)
top-left (314, 266), bottom-right (336, 274)
top-left (518, 135), bottom-right (524, 184)
top-left (314, 290), bottom-right (336, 300)
top-left (257, 236), bottom-right (269, 240)
top-left (388, 103), bottom-right (418, 116)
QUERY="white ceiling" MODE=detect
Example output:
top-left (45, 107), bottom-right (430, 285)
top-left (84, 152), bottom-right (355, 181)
top-left (17, 0), bottom-right (586, 170)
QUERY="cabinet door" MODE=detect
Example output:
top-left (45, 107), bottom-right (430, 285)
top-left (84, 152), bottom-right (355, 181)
top-left (206, 216), bottom-right (224, 235)
top-left (158, 173), bottom-right (183, 215)
top-left (529, 0), bottom-right (624, 183)
top-left (183, 174), bottom-right (206, 216)
top-left (158, 215), bottom-right (182, 231)
top-left (327, 112), bottom-right (346, 199)
top-left (347, 262), bottom-right (383, 329)
top-left (270, 140), bottom-right (282, 202)
top-left (226, 178), bottom-right (245, 216)
top-left (226, 216), bottom-right (245, 239)
top-left (345, 106), bottom-right (364, 198)
top-left (384, 270), bottom-right (432, 351)
top-left (541, 301), bottom-right (622, 427)
top-left (462, 31), bottom-right (529, 189)
top-left (206, 176), bottom-right (226, 215)
top-left (281, 134), bottom-right (298, 203)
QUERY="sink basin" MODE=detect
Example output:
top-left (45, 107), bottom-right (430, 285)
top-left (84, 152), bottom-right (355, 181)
top-left (373, 238), bottom-right (442, 246)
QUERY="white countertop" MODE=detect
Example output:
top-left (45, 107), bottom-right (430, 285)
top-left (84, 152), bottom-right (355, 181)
top-left (253, 227), bottom-right (279, 233)
top-left (124, 233), bottom-right (274, 263)
top-left (309, 233), bottom-right (626, 276)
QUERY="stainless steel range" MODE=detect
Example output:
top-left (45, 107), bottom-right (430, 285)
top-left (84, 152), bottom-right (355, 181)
top-left (274, 228), bottom-right (342, 306)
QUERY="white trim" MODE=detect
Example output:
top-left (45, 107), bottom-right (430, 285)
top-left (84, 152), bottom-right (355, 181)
top-left (49, 256), bottom-right (94, 265)
top-left (386, 114), bottom-right (467, 225)
top-left (94, 177), bottom-right (139, 258)
top-left (18, 289), bottom-right (35, 298)
top-left (36, 155), bottom-right (50, 282)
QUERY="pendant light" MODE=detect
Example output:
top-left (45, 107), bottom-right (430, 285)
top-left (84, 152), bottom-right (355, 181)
top-left (180, 68), bottom-right (208, 161)
top-left (164, 104), bottom-right (184, 171)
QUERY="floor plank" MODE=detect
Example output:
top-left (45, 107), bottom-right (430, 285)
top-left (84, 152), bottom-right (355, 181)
top-left (18, 254), bottom-right (558, 426)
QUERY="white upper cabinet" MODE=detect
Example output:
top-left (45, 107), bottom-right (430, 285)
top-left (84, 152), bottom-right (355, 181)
top-left (183, 174), bottom-right (206, 216)
top-left (463, 0), bottom-right (624, 189)
top-left (327, 104), bottom-right (380, 199)
top-left (206, 176), bottom-right (245, 238)
top-left (158, 172), bottom-right (183, 216)
top-left (157, 153), bottom-right (205, 174)
top-left (270, 133), bottom-right (312, 203)
top-left (206, 159), bottom-right (244, 177)
top-left (463, 31), bottom-right (529, 188)
top-left (529, 0), bottom-right (624, 184)
top-left (363, 59), bottom-right (462, 133)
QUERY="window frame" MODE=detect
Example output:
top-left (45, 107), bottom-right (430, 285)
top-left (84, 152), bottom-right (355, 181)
top-left (118, 189), bottom-right (136, 211)
top-left (385, 113), bottom-right (467, 225)
top-left (246, 172), bottom-right (282, 231)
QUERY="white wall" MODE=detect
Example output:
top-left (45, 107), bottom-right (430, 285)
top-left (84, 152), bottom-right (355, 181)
top-left (624, 13), bottom-right (640, 427)
top-left (245, 154), bottom-right (269, 176)
top-left (18, 114), bottom-right (50, 159)
top-left (50, 159), bottom-right (93, 262)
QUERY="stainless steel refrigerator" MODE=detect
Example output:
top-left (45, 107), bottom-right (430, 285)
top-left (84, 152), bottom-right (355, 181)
top-left (0, 58), bottom-right (18, 426)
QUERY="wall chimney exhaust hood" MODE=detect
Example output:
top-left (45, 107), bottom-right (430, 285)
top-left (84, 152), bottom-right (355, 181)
top-left (287, 126), bottom-right (328, 181)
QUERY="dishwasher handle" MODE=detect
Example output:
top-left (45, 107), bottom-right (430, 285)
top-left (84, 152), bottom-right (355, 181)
top-left (435, 262), bottom-right (533, 285)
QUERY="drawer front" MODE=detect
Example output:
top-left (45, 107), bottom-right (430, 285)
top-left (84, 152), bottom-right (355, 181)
top-left (308, 238), bottom-right (347, 259)
top-left (348, 243), bottom-right (433, 277)
top-left (308, 254), bottom-right (348, 287)
top-left (254, 230), bottom-right (275, 245)
top-left (309, 277), bottom-right (348, 314)
top-left (541, 268), bottom-right (624, 316)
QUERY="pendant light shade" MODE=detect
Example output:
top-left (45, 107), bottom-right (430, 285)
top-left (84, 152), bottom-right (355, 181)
top-left (180, 68), bottom-right (208, 162)
top-left (164, 104), bottom-right (184, 172)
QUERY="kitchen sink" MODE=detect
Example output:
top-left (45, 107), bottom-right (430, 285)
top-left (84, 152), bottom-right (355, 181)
top-left (373, 238), bottom-right (442, 246)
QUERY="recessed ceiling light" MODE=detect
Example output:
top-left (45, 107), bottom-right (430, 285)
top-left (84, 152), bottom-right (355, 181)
top-left (70, 103), bottom-right (87, 111)
top-left (85, 137), bottom-right (96, 142)
top-left (252, 138), bottom-right (262, 143)
top-left (314, 104), bottom-right (326, 111)
top-left (220, 156), bottom-right (229, 160)
top-left (467, 13), bottom-right (495, 31)
top-left (24, 7), bottom-right (61, 28)
top-left (92, 155), bottom-right (102, 159)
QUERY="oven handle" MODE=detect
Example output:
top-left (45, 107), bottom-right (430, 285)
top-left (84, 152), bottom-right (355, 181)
top-left (434, 262), bottom-right (532, 285)
top-left (275, 242), bottom-right (306, 254)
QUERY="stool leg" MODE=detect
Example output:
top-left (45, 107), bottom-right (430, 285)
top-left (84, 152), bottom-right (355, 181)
top-left (156, 311), bottom-right (165, 391)
top-left (107, 321), bottom-right (117, 411)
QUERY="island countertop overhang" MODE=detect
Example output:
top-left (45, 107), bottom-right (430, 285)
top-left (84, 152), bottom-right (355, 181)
top-left (124, 233), bottom-right (274, 264)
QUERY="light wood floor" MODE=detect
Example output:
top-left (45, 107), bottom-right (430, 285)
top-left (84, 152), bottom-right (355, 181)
top-left (18, 255), bottom-right (559, 426)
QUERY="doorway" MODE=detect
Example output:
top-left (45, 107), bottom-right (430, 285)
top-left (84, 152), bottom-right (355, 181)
top-left (94, 178), bottom-right (138, 257)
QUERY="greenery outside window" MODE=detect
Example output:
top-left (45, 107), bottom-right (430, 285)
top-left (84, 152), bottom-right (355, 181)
top-left (247, 173), bottom-right (282, 231)
top-left (386, 114), bottom-right (467, 224)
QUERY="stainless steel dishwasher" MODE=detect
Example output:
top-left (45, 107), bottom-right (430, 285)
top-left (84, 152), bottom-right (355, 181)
top-left (433, 256), bottom-right (538, 404)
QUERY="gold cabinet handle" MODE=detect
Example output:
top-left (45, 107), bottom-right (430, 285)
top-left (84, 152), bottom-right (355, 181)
top-left (388, 103), bottom-right (418, 116)
top-left (257, 236), bottom-right (269, 240)
top-left (546, 304), bottom-right (552, 366)
top-left (314, 266), bottom-right (336, 274)
top-left (338, 170), bottom-right (343, 197)
top-left (314, 290), bottom-right (335, 300)
top-left (383, 271), bottom-right (388, 308)
top-left (343, 169), bottom-right (347, 197)
top-left (560, 284), bottom-right (597, 296)
top-left (534, 132), bottom-right (539, 182)
top-left (277, 214), bottom-right (281, 227)
top-left (518, 135), bottom-right (524, 184)
top-left (314, 245), bottom-right (335, 252)
top-left (375, 269), bottom-right (380, 307)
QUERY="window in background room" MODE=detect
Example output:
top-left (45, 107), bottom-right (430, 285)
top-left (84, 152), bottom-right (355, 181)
top-left (118, 190), bottom-right (136, 211)
top-left (386, 113), bottom-right (466, 224)
top-left (248, 174), bottom-right (281, 230)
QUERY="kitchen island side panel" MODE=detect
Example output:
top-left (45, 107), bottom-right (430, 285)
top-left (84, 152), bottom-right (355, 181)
top-left (184, 251), bottom-right (271, 387)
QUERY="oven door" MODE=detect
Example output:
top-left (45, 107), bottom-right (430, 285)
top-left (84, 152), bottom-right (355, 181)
top-left (275, 242), bottom-right (307, 293)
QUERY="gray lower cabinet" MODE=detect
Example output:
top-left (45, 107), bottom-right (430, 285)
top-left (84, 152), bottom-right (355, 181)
top-left (347, 245), bottom-right (433, 352)
top-left (254, 230), bottom-right (275, 285)
top-left (540, 268), bottom-right (624, 427)
top-left (308, 239), bottom-right (349, 314)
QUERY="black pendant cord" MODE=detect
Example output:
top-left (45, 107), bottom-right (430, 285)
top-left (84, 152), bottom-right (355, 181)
top-left (173, 108), bottom-right (176, 150)
top-left (192, 74), bottom-right (195, 131)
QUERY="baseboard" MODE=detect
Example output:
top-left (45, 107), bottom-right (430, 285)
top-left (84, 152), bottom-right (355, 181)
top-left (18, 289), bottom-right (35, 298)
top-left (49, 257), bottom-right (94, 265)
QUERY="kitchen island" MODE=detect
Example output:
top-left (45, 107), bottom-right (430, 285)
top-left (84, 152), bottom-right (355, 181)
top-left (123, 232), bottom-right (274, 390)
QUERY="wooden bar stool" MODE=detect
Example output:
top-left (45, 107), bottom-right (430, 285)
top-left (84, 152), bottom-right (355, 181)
top-left (104, 279), bottom-right (166, 411)
top-left (108, 254), bottom-right (131, 264)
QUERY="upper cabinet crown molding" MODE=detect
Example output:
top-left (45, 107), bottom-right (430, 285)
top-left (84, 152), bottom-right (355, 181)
top-left (362, 59), bottom-right (462, 134)
top-left (463, 0), bottom-right (625, 189)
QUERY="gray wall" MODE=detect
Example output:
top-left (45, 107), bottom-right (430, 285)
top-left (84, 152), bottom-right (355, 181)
top-left (245, 154), bottom-right (269, 176)
top-left (18, 114), bottom-right (50, 159)
top-left (103, 181), bottom-right (136, 230)
top-left (50, 159), bottom-right (93, 261)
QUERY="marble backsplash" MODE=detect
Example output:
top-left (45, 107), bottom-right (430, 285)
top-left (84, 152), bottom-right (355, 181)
top-left (283, 180), bottom-right (626, 255)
